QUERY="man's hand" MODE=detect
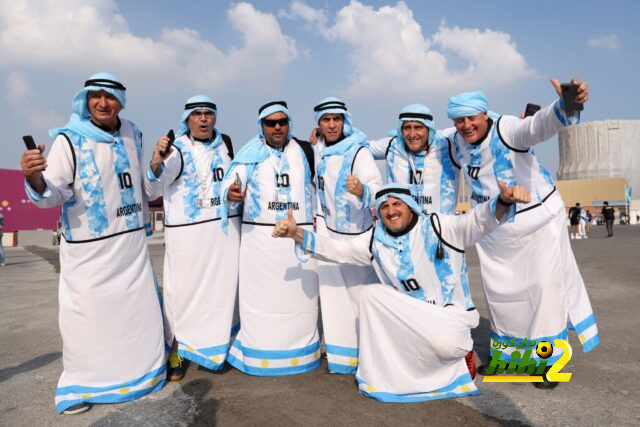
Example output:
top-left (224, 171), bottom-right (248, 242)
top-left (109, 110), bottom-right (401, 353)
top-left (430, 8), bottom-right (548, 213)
top-left (346, 175), bottom-right (364, 198)
top-left (20, 144), bottom-right (47, 195)
top-left (150, 136), bottom-right (172, 177)
top-left (498, 181), bottom-right (531, 205)
top-left (227, 183), bottom-right (245, 202)
top-left (551, 77), bottom-right (589, 106)
top-left (272, 209), bottom-right (297, 238)
top-left (309, 128), bottom-right (321, 145)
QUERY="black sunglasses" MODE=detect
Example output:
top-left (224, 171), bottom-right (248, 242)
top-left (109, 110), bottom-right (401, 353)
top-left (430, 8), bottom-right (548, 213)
top-left (263, 118), bottom-right (289, 128)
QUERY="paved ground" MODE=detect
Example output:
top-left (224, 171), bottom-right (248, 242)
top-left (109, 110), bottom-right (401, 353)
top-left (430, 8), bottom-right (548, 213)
top-left (1, 224), bottom-right (639, 426)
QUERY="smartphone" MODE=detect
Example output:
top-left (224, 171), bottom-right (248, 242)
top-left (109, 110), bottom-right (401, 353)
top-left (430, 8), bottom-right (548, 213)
top-left (22, 135), bottom-right (37, 151)
top-left (235, 172), bottom-right (242, 193)
top-left (161, 129), bottom-right (175, 157)
top-left (560, 83), bottom-right (584, 114)
top-left (524, 103), bottom-right (541, 118)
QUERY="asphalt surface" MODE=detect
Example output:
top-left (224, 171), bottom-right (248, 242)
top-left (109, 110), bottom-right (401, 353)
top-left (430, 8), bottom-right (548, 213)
top-left (1, 224), bottom-right (639, 426)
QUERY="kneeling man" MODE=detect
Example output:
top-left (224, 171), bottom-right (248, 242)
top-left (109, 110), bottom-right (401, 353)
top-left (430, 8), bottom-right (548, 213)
top-left (273, 183), bottom-right (530, 402)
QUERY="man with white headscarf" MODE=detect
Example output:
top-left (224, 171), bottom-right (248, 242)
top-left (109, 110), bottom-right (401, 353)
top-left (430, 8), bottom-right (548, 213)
top-left (221, 101), bottom-right (320, 376)
top-left (20, 72), bottom-right (165, 414)
top-left (146, 95), bottom-right (240, 380)
top-left (443, 79), bottom-right (600, 387)
top-left (311, 97), bottom-right (382, 374)
top-left (368, 103), bottom-right (461, 215)
top-left (273, 182), bottom-right (531, 402)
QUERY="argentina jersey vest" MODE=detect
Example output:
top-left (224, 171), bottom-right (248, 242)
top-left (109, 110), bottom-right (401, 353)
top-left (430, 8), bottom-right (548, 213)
top-left (316, 143), bottom-right (372, 234)
top-left (369, 215), bottom-right (475, 310)
top-left (452, 114), bottom-right (558, 213)
top-left (163, 133), bottom-right (237, 227)
top-left (385, 136), bottom-right (460, 214)
top-left (242, 141), bottom-right (314, 226)
top-left (59, 120), bottom-right (147, 243)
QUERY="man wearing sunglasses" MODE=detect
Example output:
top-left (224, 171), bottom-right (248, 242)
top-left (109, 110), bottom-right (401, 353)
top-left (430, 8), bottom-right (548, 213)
top-left (221, 101), bottom-right (320, 376)
top-left (146, 95), bottom-right (240, 382)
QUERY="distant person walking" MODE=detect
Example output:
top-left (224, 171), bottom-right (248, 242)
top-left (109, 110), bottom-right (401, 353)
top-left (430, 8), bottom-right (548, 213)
top-left (602, 201), bottom-right (615, 237)
top-left (579, 207), bottom-right (589, 239)
top-left (568, 203), bottom-right (581, 239)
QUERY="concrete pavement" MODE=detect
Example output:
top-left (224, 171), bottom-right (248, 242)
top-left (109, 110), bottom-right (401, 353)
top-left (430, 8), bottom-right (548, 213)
top-left (0, 224), bottom-right (639, 426)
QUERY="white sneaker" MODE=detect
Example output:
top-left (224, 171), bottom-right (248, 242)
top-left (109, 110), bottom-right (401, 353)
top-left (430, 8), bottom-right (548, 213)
top-left (576, 236), bottom-right (582, 239)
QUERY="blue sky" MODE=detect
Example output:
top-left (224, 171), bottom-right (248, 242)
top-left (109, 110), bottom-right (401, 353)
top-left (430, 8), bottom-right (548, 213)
top-left (1, 0), bottom-right (636, 176)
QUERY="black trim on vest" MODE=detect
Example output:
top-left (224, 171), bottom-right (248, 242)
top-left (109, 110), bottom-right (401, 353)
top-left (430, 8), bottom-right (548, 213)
top-left (496, 116), bottom-right (530, 153)
top-left (515, 187), bottom-right (557, 215)
top-left (429, 213), bottom-right (465, 253)
top-left (316, 215), bottom-right (373, 236)
top-left (350, 146), bottom-right (365, 175)
top-left (385, 136), bottom-right (396, 158)
top-left (173, 146), bottom-right (185, 183)
top-left (368, 227), bottom-right (376, 260)
top-left (242, 220), bottom-right (313, 227)
top-left (221, 133), bottom-right (234, 159)
top-left (446, 137), bottom-right (461, 169)
top-left (185, 102), bottom-right (217, 110)
top-left (63, 226), bottom-right (143, 244)
top-left (164, 214), bottom-right (240, 228)
top-left (293, 137), bottom-right (315, 180)
top-left (84, 78), bottom-right (126, 91)
top-left (61, 133), bottom-right (76, 185)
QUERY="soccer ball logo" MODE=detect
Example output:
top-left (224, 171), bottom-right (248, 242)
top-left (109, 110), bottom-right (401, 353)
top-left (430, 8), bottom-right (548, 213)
top-left (536, 341), bottom-right (554, 359)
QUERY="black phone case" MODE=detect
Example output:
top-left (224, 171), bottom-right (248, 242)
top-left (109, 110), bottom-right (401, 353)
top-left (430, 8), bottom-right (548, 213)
top-left (524, 103), bottom-right (541, 117)
top-left (561, 84), bottom-right (584, 113)
top-left (23, 135), bottom-right (37, 150)
top-left (161, 130), bottom-right (175, 157)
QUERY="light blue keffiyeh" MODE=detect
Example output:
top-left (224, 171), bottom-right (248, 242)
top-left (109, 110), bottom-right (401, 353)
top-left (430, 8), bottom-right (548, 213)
top-left (177, 94), bottom-right (218, 137)
top-left (373, 184), bottom-right (423, 248)
top-left (447, 91), bottom-right (489, 120)
top-left (49, 72), bottom-right (127, 143)
top-left (389, 103), bottom-right (438, 153)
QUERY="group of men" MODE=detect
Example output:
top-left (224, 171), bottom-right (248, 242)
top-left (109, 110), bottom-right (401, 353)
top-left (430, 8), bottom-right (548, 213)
top-left (20, 71), bottom-right (600, 414)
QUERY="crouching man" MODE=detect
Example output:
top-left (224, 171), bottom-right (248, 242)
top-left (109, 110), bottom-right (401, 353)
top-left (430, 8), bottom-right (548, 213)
top-left (272, 183), bottom-right (530, 402)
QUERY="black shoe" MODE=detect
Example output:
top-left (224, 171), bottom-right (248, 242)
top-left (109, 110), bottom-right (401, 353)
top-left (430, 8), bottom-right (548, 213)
top-left (532, 367), bottom-right (559, 389)
top-left (167, 351), bottom-right (189, 381)
top-left (476, 362), bottom-right (491, 376)
top-left (63, 402), bottom-right (91, 415)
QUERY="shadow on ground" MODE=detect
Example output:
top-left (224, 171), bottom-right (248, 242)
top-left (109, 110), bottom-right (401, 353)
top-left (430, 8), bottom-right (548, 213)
top-left (0, 352), bottom-right (61, 384)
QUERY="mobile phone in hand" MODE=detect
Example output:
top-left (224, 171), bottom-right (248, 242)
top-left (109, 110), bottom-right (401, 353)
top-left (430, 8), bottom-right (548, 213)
top-left (524, 103), bottom-right (541, 118)
top-left (23, 135), bottom-right (37, 151)
top-left (161, 129), bottom-right (175, 157)
top-left (235, 172), bottom-right (242, 193)
top-left (560, 83), bottom-right (584, 114)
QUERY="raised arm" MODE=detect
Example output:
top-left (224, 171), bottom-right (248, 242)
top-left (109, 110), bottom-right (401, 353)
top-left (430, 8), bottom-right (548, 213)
top-left (21, 135), bottom-right (75, 208)
top-left (144, 135), bottom-right (182, 200)
top-left (368, 136), bottom-right (392, 160)
top-left (435, 182), bottom-right (530, 249)
top-left (273, 209), bottom-right (373, 266)
top-left (499, 77), bottom-right (587, 151)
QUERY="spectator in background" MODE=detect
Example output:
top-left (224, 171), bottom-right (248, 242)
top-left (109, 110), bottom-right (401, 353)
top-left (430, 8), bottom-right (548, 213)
top-left (602, 201), bottom-right (615, 237)
top-left (568, 202), bottom-right (581, 239)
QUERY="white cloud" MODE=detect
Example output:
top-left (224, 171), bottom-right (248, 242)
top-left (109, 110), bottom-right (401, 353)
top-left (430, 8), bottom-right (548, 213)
top-left (280, 0), bottom-right (329, 35)
top-left (0, 0), bottom-right (298, 91)
top-left (6, 72), bottom-right (63, 131)
top-left (587, 34), bottom-right (620, 50)
top-left (288, 1), bottom-right (534, 97)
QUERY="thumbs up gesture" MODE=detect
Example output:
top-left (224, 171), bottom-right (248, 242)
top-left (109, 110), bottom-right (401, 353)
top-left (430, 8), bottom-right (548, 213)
top-left (498, 181), bottom-right (531, 205)
top-left (272, 209), bottom-right (298, 238)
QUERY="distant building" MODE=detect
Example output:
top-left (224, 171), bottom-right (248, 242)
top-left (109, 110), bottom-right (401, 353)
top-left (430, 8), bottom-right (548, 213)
top-left (0, 169), bottom-right (60, 232)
